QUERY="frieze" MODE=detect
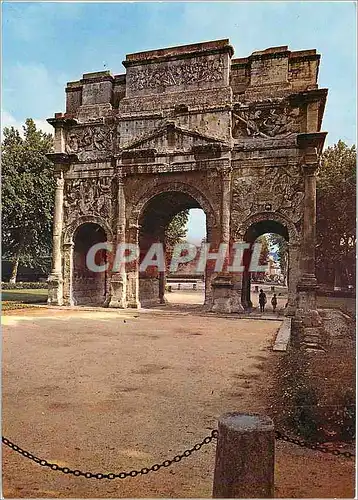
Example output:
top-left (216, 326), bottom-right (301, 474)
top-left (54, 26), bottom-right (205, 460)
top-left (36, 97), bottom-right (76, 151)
top-left (63, 176), bottom-right (113, 224)
top-left (128, 58), bottom-right (224, 91)
top-left (65, 125), bottom-right (118, 161)
top-left (232, 104), bottom-right (301, 139)
top-left (231, 165), bottom-right (304, 228)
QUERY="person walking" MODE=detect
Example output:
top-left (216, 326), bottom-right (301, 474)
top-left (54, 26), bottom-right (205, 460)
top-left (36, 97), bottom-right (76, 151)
top-left (271, 293), bottom-right (278, 313)
top-left (258, 289), bottom-right (267, 313)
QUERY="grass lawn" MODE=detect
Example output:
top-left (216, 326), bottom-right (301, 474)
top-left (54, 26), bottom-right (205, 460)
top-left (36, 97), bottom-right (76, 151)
top-left (2, 289), bottom-right (48, 311)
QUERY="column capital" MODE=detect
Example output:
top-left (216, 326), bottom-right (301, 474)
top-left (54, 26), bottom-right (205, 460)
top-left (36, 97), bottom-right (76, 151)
top-left (220, 165), bottom-right (233, 181)
top-left (301, 162), bottom-right (319, 176)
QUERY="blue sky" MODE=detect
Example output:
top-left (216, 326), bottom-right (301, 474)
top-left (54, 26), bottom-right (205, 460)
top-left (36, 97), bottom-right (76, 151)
top-left (2, 1), bottom-right (356, 243)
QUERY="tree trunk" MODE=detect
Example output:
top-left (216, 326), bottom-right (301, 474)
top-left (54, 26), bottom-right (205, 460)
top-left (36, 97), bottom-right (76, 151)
top-left (9, 254), bottom-right (20, 284)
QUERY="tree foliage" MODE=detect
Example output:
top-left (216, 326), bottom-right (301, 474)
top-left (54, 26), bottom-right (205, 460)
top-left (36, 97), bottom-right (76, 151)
top-left (269, 233), bottom-right (288, 284)
top-left (251, 234), bottom-right (270, 280)
top-left (2, 119), bottom-right (54, 282)
top-left (165, 210), bottom-right (190, 250)
top-left (316, 140), bottom-right (356, 286)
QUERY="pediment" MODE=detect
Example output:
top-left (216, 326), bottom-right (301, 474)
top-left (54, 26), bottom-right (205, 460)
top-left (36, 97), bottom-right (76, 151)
top-left (121, 121), bottom-right (228, 153)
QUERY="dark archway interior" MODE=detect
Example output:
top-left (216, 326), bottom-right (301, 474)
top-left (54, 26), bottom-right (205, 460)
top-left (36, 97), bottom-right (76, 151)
top-left (138, 191), bottom-right (205, 307)
top-left (244, 220), bottom-right (289, 243)
top-left (242, 220), bottom-right (289, 310)
top-left (139, 191), bottom-right (201, 241)
top-left (73, 223), bottom-right (107, 306)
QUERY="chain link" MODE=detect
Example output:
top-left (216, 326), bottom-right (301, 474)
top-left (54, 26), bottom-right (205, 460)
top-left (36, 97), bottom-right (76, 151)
top-left (275, 430), bottom-right (355, 458)
top-left (2, 430), bottom-right (218, 480)
top-left (2, 426), bottom-right (354, 481)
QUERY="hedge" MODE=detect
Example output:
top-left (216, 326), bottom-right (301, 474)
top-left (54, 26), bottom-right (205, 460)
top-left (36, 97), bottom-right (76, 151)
top-left (1, 282), bottom-right (48, 290)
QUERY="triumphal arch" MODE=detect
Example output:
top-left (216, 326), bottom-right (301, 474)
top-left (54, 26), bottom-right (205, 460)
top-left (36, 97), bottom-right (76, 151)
top-left (47, 39), bottom-right (327, 342)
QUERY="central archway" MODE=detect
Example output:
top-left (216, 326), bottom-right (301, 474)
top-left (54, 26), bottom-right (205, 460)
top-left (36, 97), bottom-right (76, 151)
top-left (137, 189), bottom-right (213, 308)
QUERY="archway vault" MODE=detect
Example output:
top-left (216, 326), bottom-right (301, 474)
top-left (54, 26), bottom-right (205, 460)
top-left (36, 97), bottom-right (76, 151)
top-left (129, 181), bottom-right (218, 231)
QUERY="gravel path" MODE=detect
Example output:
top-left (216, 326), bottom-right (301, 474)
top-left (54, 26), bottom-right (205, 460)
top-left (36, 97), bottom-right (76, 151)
top-left (2, 307), bottom-right (279, 498)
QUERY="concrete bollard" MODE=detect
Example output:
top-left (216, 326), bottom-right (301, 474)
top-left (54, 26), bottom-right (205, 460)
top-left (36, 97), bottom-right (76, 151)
top-left (212, 412), bottom-right (274, 498)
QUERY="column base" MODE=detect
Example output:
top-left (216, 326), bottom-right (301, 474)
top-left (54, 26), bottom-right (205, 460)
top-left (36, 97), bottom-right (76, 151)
top-left (47, 273), bottom-right (63, 306)
top-left (126, 301), bottom-right (141, 309)
top-left (294, 275), bottom-right (328, 349)
top-left (109, 274), bottom-right (127, 308)
top-left (210, 276), bottom-right (244, 314)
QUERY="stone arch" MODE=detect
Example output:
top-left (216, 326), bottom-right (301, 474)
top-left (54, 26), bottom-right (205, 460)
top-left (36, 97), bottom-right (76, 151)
top-left (234, 211), bottom-right (299, 245)
top-left (129, 181), bottom-right (216, 308)
top-left (235, 211), bottom-right (300, 312)
top-left (129, 181), bottom-right (217, 231)
top-left (63, 215), bottom-right (114, 245)
top-left (62, 216), bottom-right (113, 307)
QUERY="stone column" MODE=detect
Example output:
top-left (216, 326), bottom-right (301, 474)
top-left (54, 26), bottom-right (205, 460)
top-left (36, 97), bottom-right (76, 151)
top-left (109, 172), bottom-right (127, 308)
top-left (48, 170), bottom-right (65, 305)
top-left (211, 165), bottom-right (243, 313)
top-left (296, 150), bottom-right (323, 342)
top-left (286, 242), bottom-right (299, 316)
top-left (126, 223), bottom-right (141, 309)
top-left (221, 165), bottom-right (232, 245)
top-left (62, 242), bottom-right (74, 306)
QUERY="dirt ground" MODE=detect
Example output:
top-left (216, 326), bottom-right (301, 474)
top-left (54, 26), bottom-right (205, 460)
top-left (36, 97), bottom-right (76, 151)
top-left (2, 302), bottom-right (355, 498)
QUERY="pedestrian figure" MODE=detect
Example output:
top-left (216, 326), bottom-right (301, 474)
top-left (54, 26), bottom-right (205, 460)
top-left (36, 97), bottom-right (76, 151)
top-left (271, 293), bottom-right (278, 313)
top-left (258, 289), bottom-right (267, 313)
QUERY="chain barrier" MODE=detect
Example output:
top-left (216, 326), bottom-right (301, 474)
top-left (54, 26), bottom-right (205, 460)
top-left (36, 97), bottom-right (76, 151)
top-left (2, 430), bottom-right (218, 480)
top-left (2, 427), bottom-right (354, 480)
top-left (275, 430), bottom-right (355, 458)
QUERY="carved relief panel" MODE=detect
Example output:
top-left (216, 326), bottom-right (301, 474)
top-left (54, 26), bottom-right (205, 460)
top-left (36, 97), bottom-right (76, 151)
top-left (231, 165), bottom-right (304, 231)
top-left (63, 177), bottom-right (113, 226)
top-left (65, 124), bottom-right (118, 161)
top-left (232, 101), bottom-right (304, 139)
top-left (127, 58), bottom-right (225, 92)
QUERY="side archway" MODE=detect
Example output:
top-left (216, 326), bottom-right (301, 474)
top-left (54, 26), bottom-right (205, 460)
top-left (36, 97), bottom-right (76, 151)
top-left (234, 212), bottom-right (299, 312)
top-left (62, 217), bottom-right (112, 306)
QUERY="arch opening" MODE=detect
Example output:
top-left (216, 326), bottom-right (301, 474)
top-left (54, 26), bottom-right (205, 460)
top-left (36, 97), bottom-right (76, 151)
top-left (138, 191), bottom-right (208, 308)
top-left (72, 223), bottom-right (108, 306)
top-left (242, 219), bottom-right (289, 313)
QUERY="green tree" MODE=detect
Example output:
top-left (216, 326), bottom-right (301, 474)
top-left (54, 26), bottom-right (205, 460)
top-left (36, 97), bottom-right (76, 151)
top-left (269, 234), bottom-right (288, 285)
top-left (316, 140), bottom-right (356, 287)
top-left (2, 119), bottom-right (54, 282)
top-left (165, 209), bottom-right (190, 249)
top-left (251, 234), bottom-right (270, 281)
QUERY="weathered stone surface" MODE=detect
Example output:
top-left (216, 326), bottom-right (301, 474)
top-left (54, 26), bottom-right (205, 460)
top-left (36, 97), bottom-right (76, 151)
top-left (46, 38), bottom-right (328, 342)
top-left (213, 412), bottom-right (275, 498)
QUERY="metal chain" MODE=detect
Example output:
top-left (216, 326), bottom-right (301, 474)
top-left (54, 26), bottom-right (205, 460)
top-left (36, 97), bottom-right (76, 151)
top-left (275, 430), bottom-right (355, 458)
top-left (2, 426), bottom-right (354, 481)
top-left (2, 430), bottom-right (218, 480)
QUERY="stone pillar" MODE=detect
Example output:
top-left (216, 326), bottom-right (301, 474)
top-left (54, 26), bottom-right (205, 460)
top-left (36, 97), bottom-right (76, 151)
top-left (221, 166), bottom-right (232, 245)
top-left (62, 242), bottom-right (74, 306)
top-left (126, 223), bottom-right (141, 309)
top-left (296, 150), bottom-right (324, 346)
top-left (211, 165), bottom-right (243, 313)
top-left (109, 173), bottom-right (127, 308)
top-left (213, 412), bottom-right (274, 498)
top-left (48, 170), bottom-right (65, 305)
top-left (286, 242), bottom-right (299, 316)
